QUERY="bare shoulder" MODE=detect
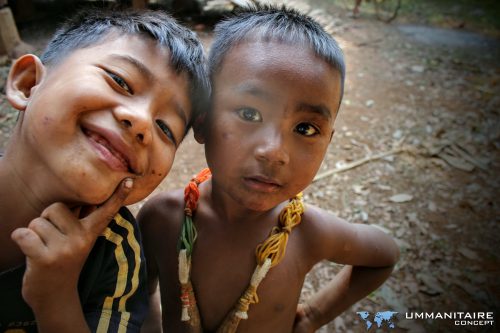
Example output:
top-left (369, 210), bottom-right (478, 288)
top-left (298, 205), bottom-right (352, 258)
top-left (300, 204), bottom-right (355, 236)
top-left (299, 204), bottom-right (399, 267)
top-left (138, 189), bottom-right (183, 221)
top-left (138, 189), bottom-right (185, 242)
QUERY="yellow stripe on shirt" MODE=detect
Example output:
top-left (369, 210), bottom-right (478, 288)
top-left (114, 214), bottom-right (142, 328)
top-left (96, 225), bottom-right (128, 332)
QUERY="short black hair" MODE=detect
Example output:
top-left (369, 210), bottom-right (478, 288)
top-left (41, 9), bottom-right (209, 128)
top-left (209, 4), bottom-right (345, 102)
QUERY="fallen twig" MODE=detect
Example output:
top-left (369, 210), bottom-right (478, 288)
top-left (449, 144), bottom-right (488, 171)
top-left (313, 147), bottom-right (408, 182)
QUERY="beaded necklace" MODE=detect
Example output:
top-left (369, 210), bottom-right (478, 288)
top-left (178, 168), bottom-right (304, 333)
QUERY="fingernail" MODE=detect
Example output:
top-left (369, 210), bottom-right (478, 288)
top-left (124, 178), bottom-right (134, 189)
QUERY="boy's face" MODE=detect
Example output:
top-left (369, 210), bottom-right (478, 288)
top-left (204, 39), bottom-right (342, 211)
top-left (13, 34), bottom-right (191, 205)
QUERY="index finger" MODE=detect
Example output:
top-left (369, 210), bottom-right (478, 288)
top-left (83, 178), bottom-right (134, 234)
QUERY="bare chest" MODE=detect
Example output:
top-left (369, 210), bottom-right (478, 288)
top-left (188, 230), bottom-right (308, 332)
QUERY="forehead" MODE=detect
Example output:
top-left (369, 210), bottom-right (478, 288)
top-left (57, 32), bottom-right (170, 67)
top-left (49, 33), bottom-right (191, 121)
top-left (214, 39), bottom-right (342, 117)
top-left (223, 38), bottom-right (332, 76)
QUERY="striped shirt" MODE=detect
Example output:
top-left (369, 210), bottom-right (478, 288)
top-left (0, 207), bottom-right (148, 333)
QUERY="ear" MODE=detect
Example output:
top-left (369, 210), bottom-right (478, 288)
top-left (6, 54), bottom-right (45, 111)
top-left (193, 113), bottom-right (207, 144)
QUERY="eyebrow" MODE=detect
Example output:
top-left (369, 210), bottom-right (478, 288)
top-left (109, 54), bottom-right (155, 82)
top-left (234, 83), bottom-right (273, 101)
top-left (297, 103), bottom-right (332, 121)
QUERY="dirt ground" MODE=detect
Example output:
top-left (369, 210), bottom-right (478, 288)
top-left (0, 0), bottom-right (499, 332)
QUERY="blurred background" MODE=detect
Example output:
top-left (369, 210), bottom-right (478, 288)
top-left (1, 0), bottom-right (499, 332)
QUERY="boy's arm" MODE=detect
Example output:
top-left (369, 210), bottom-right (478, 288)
top-left (295, 265), bottom-right (395, 332)
top-left (294, 206), bottom-right (399, 332)
top-left (141, 281), bottom-right (162, 333)
top-left (11, 179), bottom-right (134, 333)
top-left (138, 190), bottom-right (186, 332)
top-left (137, 198), bottom-right (164, 333)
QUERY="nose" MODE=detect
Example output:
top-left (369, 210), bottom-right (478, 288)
top-left (254, 127), bottom-right (290, 166)
top-left (115, 104), bottom-right (152, 145)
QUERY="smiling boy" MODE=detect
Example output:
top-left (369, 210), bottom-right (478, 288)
top-left (139, 5), bottom-right (399, 333)
top-left (0, 9), bottom-right (208, 333)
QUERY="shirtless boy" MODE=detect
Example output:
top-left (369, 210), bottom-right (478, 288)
top-left (0, 9), bottom-right (208, 333)
top-left (139, 5), bottom-right (399, 333)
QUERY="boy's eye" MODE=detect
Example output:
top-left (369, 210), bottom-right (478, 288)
top-left (156, 120), bottom-right (177, 147)
top-left (237, 108), bottom-right (262, 122)
top-left (107, 71), bottom-right (133, 94)
top-left (295, 123), bottom-right (319, 136)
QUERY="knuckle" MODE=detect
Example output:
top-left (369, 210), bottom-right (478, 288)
top-left (75, 239), bottom-right (90, 253)
top-left (71, 234), bottom-right (93, 253)
top-left (42, 204), bottom-right (55, 216)
top-left (42, 202), bottom-right (65, 217)
top-left (60, 246), bottom-right (76, 259)
top-left (39, 253), bottom-right (57, 267)
top-left (47, 244), bottom-right (84, 264)
top-left (105, 212), bottom-right (118, 222)
top-left (52, 202), bottom-right (65, 209)
top-left (28, 218), bottom-right (46, 231)
top-left (97, 212), bottom-right (117, 226)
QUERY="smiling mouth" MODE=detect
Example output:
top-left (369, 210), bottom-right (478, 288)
top-left (83, 128), bottom-right (134, 173)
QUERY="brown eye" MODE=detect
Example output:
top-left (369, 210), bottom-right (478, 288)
top-left (295, 123), bottom-right (319, 136)
top-left (237, 108), bottom-right (262, 122)
top-left (156, 120), bottom-right (177, 146)
top-left (107, 71), bottom-right (133, 94)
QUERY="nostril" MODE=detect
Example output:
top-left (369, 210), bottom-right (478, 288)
top-left (121, 119), bottom-right (132, 128)
top-left (137, 133), bottom-right (144, 142)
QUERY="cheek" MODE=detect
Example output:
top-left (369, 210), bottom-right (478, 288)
top-left (150, 148), bottom-right (175, 177)
top-left (295, 143), bottom-right (328, 172)
top-left (206, 118), bottom-right (235, 150)
top-left (207, 126), bottom-right (245, 166)
top-left (69, 173), bottom-right (120, 205)
top-left (126, 147), bottom-right (176, 204)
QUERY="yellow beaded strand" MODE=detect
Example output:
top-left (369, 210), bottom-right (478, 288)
top-left (178, 169), bottom-right (305, 333)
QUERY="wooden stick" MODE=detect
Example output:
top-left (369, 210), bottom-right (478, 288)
top-left (313, 147), bottom-right (406, 182)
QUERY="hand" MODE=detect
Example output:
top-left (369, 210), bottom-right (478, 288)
top-left (11, 178), bottom-right (133, 311)
top-left (293, 303), bottom-right (318, 333)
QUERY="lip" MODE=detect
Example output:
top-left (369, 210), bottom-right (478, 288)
top-left (243, 175), bottom-right (282, 193)
top-left (82, 124), bottom-right (139, 174)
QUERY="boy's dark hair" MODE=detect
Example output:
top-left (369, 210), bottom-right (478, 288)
top-left (41, 9), bottom-right (209, 129)
top-left (209, 4), bottom-right (345, 102)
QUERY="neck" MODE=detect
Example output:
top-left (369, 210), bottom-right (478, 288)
top-left (0, 145), bottom-right (80, 269)
top-left (0, 159), bottom-right (47, 228)
top-left (0, 154), bottom-right (52, 271)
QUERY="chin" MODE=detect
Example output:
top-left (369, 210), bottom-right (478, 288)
top-left (78, 190), bottom-right (141, 207)
top-left (123, 190), bottom-right (152, 206)
top-left (123, 194), bottom-right (141, 206)
top-left (87, 193), bottom-right (115, 206)
top-left (70, 184), bottom-right (115, 206)
top-left (241, 198), bottom-right (279, 212)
